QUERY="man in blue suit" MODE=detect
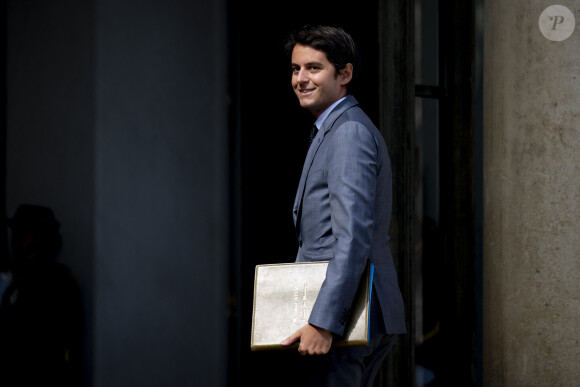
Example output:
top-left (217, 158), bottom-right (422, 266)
top-left (280, 25), bottom-right (406, 386)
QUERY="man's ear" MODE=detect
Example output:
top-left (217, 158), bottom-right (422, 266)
top-left (339, 63), bottom-right (353, 85)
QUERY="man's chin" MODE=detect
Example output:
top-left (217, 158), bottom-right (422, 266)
top-left (299, 100), bottom-right (315, 113)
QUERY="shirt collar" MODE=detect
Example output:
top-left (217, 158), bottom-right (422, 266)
top-left (314, 96), bottom-right (348, 130)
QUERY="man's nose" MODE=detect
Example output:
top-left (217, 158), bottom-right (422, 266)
top-left (296, 69), bottom-right (308, 84)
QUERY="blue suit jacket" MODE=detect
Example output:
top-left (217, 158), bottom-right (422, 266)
top-left (293, 96), bottom-right (406, 337)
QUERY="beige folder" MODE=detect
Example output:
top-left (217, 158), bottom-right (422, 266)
top-left (250, 260), bottom-right (372, 351)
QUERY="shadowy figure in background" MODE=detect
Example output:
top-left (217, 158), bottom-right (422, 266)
top-left (0, 205), bottom-right (82, 386)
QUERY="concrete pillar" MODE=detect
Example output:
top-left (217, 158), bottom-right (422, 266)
top-left (483, 1), bottom-right (580, 385)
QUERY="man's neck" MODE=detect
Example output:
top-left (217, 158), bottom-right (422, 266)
top-left (314, 96), bottom-right (348, 129)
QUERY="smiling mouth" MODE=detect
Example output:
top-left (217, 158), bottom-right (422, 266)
top-left (299, 88), bottom-right (315, 95)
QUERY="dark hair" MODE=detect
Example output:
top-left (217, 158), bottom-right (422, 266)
top-left (285, 25), bottom-right (361, 80)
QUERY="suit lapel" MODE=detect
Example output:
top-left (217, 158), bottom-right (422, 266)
top-left (293, 96), bottom-right (359, 235)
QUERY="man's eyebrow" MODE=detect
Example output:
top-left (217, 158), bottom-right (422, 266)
top-left (291, 61), bottom-right (324, 68)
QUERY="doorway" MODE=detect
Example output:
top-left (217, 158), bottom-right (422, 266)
top-left (227, 0), bottom-right (479, 385)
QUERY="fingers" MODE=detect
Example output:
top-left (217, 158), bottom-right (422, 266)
top-left (295, 324), bottom-right (333, 355)
top-left (298, 341), bottom-right (330, 355)
top-left (280, 330), bottom-right (301, 347)
top-left (281, 324), bottom-right (333, 355)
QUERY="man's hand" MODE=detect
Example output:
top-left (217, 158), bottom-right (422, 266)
top-left (280, 323), bottom-right (333, 355)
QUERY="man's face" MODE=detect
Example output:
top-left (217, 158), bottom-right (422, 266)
top-left (291, 44), bottom-right (352, 118)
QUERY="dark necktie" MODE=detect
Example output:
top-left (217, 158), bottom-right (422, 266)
top-left (308, 124), bottom-right (318, 148)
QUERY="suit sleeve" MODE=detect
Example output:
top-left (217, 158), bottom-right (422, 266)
top-left (308, 121), bottom-right (379, 336)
